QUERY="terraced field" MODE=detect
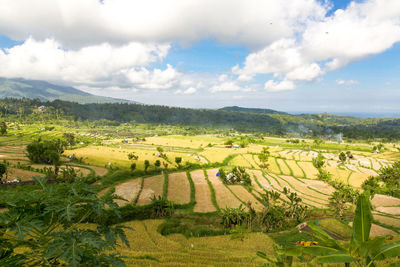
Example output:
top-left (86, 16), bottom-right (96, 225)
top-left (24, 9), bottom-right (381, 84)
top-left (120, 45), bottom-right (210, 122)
top-left (190, 170), bottom-right (216, 213)
top-left (117, 219), bottom-right (274, 266)
top-left (167, 172), bottom-right (191, 204)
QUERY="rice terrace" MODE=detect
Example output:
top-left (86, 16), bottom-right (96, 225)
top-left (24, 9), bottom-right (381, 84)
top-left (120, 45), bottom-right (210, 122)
top-left (0, 104), bottom-right (400, 266)
top-left (1, 0), bottom-right (400, 266)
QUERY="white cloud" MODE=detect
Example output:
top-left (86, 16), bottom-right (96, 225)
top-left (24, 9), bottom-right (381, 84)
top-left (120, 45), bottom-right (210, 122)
top-left (0, 38), bottom-right (175, 90)
top-left (209, 81), bottom-right (242, 93)
top-left (1, 0), bottom-right (400, 96)
top-left (0, 0), bottom-right (327, 49)
top-left (175, 87), bottom-right (197, 95)
top-left (218, 74), bottom-right (228, 82)
top-left (234, 0), bottom-right (400, 90)
top-left (285, 63), bottom-right (323, 81)
top-left (125, 64), bottom-right (181, 90)
top-left (336, 79), bottom-right (359, 86)
top-left (264, 79), bottom-right (295, 92)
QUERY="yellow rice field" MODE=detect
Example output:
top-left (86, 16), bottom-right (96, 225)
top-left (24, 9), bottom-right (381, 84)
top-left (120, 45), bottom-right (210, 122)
top-left (167, 172), bottom-right (191, 204)
top-left (137, 175), bottom-right (164, 205)
top-left (190, 170), bottom-right (216, 213)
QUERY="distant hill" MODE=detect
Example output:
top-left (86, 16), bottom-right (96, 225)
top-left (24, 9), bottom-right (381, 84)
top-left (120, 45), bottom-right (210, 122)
top-left (220, 106), bottom-right (287, 115)
top-left (0, 77), bottom-right (137, 104)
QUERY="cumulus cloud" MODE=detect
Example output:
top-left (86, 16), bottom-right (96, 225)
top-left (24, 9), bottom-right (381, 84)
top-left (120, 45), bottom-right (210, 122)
top-left (0, 0), bottom-right (400, 96)
top-left (0, 37), bottom-right (176, 89)
top-left (209, 81), bottom-right (243, 93)
top-left (235, 0), bottom-right (400, 90)
top-left (175, 87), bottom-right (197, 95)
top-left (124, 64), bottom-right (181, 90)
top-left (0, 0), bottom-right (327, 49)
top-left (336, 79), bottom-right (359, 86)
top-left (264, 80), bottom-right (295, 92)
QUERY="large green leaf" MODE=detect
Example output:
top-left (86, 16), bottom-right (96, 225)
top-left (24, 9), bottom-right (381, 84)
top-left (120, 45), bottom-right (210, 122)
top-left (276, 246), bottom-right (303, 256)
top-left (303, 246), bottom-right (344, 256)
top-left (256, 251), bottom-right (276, 264)
top-left (316, 254), bottom-right (357, 263)
top-left (352, 193), bottom-right (372, 246)
top-left (307, 223), bottom-right (342, 250)
top-left (366, 242), bottom-right (400, 267)
top-left (362, 236), bottom-right (387, 258)
top-left (379, 242), bottom-right (400, 258)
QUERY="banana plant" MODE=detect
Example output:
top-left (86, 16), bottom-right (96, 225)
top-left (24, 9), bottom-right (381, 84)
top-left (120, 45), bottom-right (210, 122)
top-left (258, 193), bottom-right (400, 266)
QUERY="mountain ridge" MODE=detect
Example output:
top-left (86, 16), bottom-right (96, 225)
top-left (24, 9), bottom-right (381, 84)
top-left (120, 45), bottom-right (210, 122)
top-left (0, 77), bottom-right (137, 104)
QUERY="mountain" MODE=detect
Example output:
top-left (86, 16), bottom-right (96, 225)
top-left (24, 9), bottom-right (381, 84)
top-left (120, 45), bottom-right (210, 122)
top-left (220, 106), bottom-right (287, 115)
top-left (0, 77), bottom-right (137, 104)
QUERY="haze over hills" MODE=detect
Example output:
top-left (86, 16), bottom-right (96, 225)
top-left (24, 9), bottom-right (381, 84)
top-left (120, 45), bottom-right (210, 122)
top-left (219, 106), bottom-right (288, 115)
top-left (0, 77), bottom-right (137, 104)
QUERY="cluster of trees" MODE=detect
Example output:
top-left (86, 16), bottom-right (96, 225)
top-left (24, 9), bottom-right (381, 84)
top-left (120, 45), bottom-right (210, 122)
top-left (218, 167), bottom-right (251, 185)
top-left (26, 139), bottom-right (65, 175)
top-left (362, 162), bottom-right (400, 198)
top-left (5, 98), bottom-right (400, 139)
top-left (220, 187), bottom-right (308, 232)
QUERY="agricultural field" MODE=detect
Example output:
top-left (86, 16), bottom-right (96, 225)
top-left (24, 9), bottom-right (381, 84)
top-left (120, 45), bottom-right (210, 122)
top-left (1, 124), bottom-right (400, 266)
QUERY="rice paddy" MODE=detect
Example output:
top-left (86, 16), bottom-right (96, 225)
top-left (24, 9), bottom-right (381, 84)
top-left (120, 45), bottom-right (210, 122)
top-left (167, 172), bottom-right (191, 204)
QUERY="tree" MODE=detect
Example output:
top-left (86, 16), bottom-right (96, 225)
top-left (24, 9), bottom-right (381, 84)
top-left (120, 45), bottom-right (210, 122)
top-left (144, 160), bottom-right (150, 173)
top-left (127, 152), bottom-right (138, 161)
top-left (26, 139), bottom-right (64, 176)
top-left (155, 160), bottom-right (161, 170)
top-left (329, 190), bottom-right (347, 219)
top-left (339, 152), bottom-right (347, 164)
top-left (175, 157), bottom-right (182, 168)
top-left (313, 153), bottom-right (325, 169)
top-left (163, 162), bottom-right (169, 170)
top-left (0, 162), bottom-right (7, 182)
top-left (130, 163), bottom-right (136, 173)
top-left (0, 122), bottom-right (6, 135)
top-left (261, 193), bottom-right (400, 266)
top-left (63, 133), bottom-right (76, 146)
top-left (151, 195), bottom-right (174, 217)
top-left (0, 177), bottom-right (129, 266)
top-left (258, 147), bottom-right (270, 169)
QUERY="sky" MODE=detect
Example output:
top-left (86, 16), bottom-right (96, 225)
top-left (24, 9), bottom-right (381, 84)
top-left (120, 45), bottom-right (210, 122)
top-left (0, 0), bottom-right (400, 115)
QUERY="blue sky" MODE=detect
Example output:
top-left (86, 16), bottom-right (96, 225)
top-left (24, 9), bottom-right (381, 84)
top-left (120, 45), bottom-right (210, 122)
top-left (0, 0), bottom-right (399, 116)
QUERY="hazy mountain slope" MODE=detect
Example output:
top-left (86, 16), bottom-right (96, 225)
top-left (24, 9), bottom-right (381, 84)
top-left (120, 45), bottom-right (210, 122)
top-left (0, 78), bottom-right (136, 104)
top-left (220, 106), bottom-right (287, 115)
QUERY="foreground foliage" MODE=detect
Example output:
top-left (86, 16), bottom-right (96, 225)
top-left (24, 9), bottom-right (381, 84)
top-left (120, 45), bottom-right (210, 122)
top-left (258, 193), bottom-right (400, 266)
top-left (0, 177), bottom-right (129, 266)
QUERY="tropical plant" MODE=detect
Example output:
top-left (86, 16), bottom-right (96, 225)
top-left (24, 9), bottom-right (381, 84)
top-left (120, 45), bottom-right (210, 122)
top-left (0, 122), bottom-right (7, 135)
top-left (258, 147), bottom-right (270, 169)
top-left (283, 187), bottom-right (308, 222)
top-left (329, 190), bottom-right (347, 219)
top-left (130, 163), bottom-right (136, 173)
top-left (127, 152), bottom-right (138, 161)
top-left (150, 195), bottom-right (174, 218)
top-left (0, 177), bottom-right (129, 266)
top-left (26, 139), bottom-right (64, 176)
top-left (313, 153), bottom-right (325, 169)
top-left (220, 205), bottom-right (248, 228)
top-left (339, 152), bottom-right (347, 164)
top-left (260, 190), bottom-right (280, 208)
top-left (144, 160), bottom-right (150, 173)
top-left (260, 193), bottom-right (400, 266)
top-left (175, 157), bottom-right (182, 167)
top-left (0, 162), bottom-right (7, 182)
top-left (155, 160), bottom-right (161, 170)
